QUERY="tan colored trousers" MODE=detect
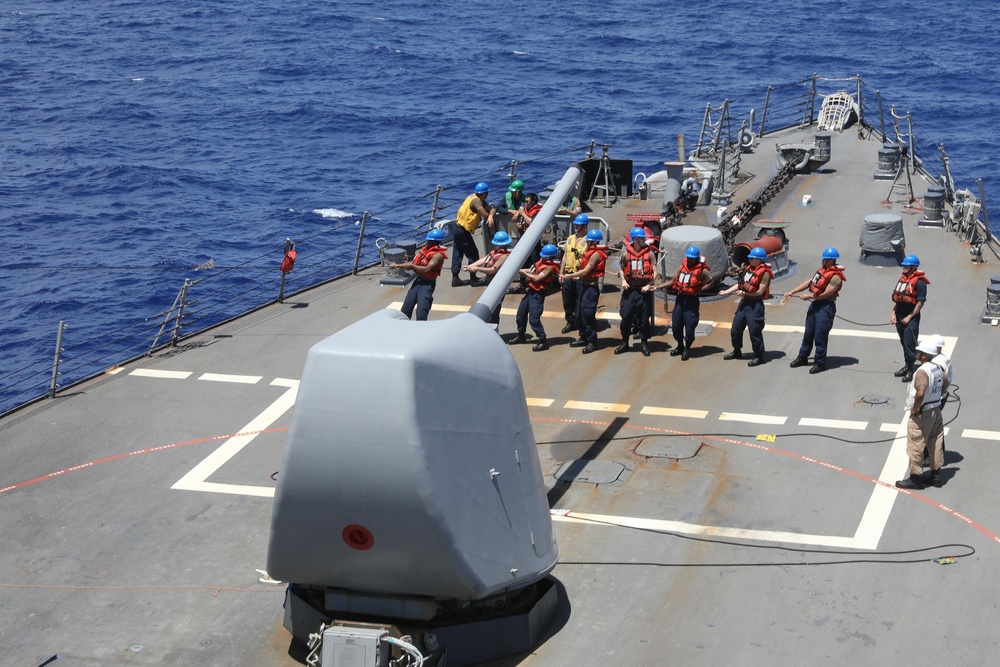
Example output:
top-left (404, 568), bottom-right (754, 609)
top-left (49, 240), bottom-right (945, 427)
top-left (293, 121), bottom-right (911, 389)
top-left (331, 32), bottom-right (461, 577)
top-left (907, 407), bottom-right (944, 476)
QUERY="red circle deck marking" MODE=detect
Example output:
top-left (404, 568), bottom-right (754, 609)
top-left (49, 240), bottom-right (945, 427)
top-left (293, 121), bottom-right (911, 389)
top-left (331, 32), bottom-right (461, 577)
top-left (531, 415), bottom-right (1000, 546)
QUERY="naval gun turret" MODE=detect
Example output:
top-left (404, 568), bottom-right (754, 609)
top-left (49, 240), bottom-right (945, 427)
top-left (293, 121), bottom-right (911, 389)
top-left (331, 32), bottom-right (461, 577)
top-left (267, 168), bottom-right (583, 667)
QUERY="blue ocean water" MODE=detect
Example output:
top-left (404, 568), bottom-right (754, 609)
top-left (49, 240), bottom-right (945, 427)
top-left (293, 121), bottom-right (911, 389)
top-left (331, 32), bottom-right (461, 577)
top-left (2, 0), bottom-right (998, 413)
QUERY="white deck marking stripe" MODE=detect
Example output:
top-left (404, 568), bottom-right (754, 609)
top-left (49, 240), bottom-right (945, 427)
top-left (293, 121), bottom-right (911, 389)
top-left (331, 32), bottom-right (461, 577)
top-left (130, 369), bottom-right (192, 379)
top-left (640, 406), bottom-right (709, 419)
top-left (553, 512), bottom-right (860, 549)
top-left (961, 429), bottom-right (1000, 441)
top-left (171, 380), bottom-right (298, 497)
top-left (525, 397), bottom-right (554, 407)
top-left (564, 400), bottom-right (631, 413)
top-left (719, 412), bottom-right (787, 425)
top-left (881, 422), bottom-right (949, 435)
top-left (853, 411), bottom-right (910, 550)
top-left (798, 417), bottom-right (867, 430)
top-left (198, 373), bottom-right (263, 384)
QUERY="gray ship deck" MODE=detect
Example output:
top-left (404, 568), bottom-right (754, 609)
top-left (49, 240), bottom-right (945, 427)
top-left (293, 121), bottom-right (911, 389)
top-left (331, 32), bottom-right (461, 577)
top-left (3, 122), bottom-right (999, 666)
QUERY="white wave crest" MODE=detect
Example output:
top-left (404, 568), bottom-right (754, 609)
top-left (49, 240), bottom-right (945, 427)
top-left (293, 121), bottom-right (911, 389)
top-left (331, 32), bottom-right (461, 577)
top-left (312, 208), bottom-right (352, 219)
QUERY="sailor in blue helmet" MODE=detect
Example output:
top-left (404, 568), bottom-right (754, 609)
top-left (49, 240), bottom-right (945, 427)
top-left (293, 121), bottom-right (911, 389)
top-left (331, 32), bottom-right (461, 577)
top-left (785, 247), bottom-right (846, 374)
top-left (462, 231), bottom-right (513, 327)
top-left (719, 246), bottom-right (773, 366)
top-left (452, 181), bottom-right (495, 287)
top-left (890, 254), bottom-right (930, 382)
top-left (391, 228), bottom-right (449, 321)
top-left (513, 244), bottom-right (561, 351)
top-left (655, 245), bottom-right (714, 360)
top-left (615, 226), bottom-right (659, 356)
top-left (562, 228), bottom-right (607, 354)
top-left (559, 214), bottom-right (590, 334)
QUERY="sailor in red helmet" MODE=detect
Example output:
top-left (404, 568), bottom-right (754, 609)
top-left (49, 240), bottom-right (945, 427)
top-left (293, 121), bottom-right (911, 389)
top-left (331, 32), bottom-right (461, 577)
top-left (391, 228), bottom-right (449, 321)
top-left (719, 246), bottom-right (773, 366)
top-left (562, 229), bottom-right (607, 354)
top-left (615, 227), bottom-right (658, 356)
top-left (890, 254), bottom-right (929, 382)
top-left (785, 247), bottom-right (846, 374)
top-left (655, 245), bottom-right (713, 360)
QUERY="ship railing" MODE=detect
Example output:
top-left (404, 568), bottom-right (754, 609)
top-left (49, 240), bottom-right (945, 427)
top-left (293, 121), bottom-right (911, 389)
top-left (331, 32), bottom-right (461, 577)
top-left (744, 74), bottom-right (1000, 258)
top-left (0, 144), bottom-right (599, 418)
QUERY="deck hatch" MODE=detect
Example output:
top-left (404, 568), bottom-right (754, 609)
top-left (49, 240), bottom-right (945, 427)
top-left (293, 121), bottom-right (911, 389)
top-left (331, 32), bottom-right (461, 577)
top-left (634, 436), bottom-right (703, 460)
top-left (553, 460), bottom-right (624, 484)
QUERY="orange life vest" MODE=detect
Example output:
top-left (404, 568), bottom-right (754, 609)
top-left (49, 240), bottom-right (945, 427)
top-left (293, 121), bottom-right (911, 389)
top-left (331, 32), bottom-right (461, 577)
top-left (674, 259), bottom-right (710, 295)
top-left (738, 263), bottom-right (773, 299)
top-left (808, 265), bottom-right (846, 299)
top-left (582, 246), bottom-right (607, 280)
top-left (527, 258), bottom-right (559, 292)
top-left (484, 248), bottom-right (509, 268)
top-left (413, 243), bottom-right (447, 279)
top-left (891, 270), bottom-right (929, 304)
top-left (623, 244), bottom-right (655, 281)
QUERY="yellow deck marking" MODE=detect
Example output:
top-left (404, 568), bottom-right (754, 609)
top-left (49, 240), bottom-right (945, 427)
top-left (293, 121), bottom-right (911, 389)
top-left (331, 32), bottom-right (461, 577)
top-left (719, 412), bottom-right (788, 425)
top-left (525, 397), bottom-right (555, 407)
top-left (198, 373), bottom-right (263, 384)
top-left (799, 417), bottom-right (867, 430)
top-left (130, 369), bottom-right (192, 380)
top-left (962, 429), bottom-right (1000, 441)
top-left (564, 400), bottom-right (631, 413)
top-left (640, 406), bottom-right (709, 419)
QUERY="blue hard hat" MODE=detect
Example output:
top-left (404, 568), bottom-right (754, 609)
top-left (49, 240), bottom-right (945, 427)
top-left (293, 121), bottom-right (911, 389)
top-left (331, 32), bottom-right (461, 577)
top-left (585, 229), bottom-right (603, 243)
top-left (474, 181), bottom-right (490, 194)
top-left (685, 246), bottom-right (701, 259)
top-left (572, 213), bottom-right (590, 226)
top-left (901, 253), bottom-right (920, 266)
top-left (748, 247), bottom-right (767, 259)
top-left (821, 247), bottom-right (840, 260)
top-left (629, 227), bottom-right (647, 239)
top-left (426, 228), bottom-right (446, 242)
top-left (540, 243), bottom-right (559, 258)
top-left (492, 231), bottom-right (511, 246)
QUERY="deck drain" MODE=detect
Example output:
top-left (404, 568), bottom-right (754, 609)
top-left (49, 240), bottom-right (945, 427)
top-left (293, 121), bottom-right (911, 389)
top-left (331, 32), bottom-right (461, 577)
top-left (862, 394), bottom-right (890, 405)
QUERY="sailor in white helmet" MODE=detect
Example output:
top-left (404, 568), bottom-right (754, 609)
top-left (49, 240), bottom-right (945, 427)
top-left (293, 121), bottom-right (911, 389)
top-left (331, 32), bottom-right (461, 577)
top-left (925, 334), bottom-right (953, 385)
top-left (921, 333), bottom-right (953, 465)
top-left (895, 340), bottom-right (950, 490)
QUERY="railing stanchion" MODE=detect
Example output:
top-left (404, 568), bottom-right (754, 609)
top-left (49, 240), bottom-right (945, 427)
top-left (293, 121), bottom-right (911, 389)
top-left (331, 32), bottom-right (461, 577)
top-left (352, 211), bottom-right (369, 276)
top-left (49, 320), bottom-right (66, 398)
top-left (170, 279), bottom-right (192, 347)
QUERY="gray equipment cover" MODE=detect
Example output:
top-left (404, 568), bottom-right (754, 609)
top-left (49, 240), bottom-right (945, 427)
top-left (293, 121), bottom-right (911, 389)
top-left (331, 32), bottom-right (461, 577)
top-left (658, 225), bottom-right (728, 282)
top-left (267, 309), bottom-right (557, 600)
top-left (860, 213), bottom-right (905, 252)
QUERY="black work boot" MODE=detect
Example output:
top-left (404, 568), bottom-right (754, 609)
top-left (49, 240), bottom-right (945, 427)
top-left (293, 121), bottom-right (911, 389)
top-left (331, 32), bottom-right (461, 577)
top-left (723, 349), bottom-right (743, 360)
top-left (789, 356), bottom-right (808, 368)
top-left (640, 339), bottom-right (651, 357)
top-left (614, 337), bottom-right (630, 355)
top-left (893, 363), bottom-right (911, 378)
top-left (895, 474), bottom-right (926, 490)
top-left (532, 338), bottom-right (549, 352)
top-left (926, 469), bottom-right (943, 488)
top-left (452, 275), bottom-right (466, 287)
top-left (747, 355), bottom-right (765, 367)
